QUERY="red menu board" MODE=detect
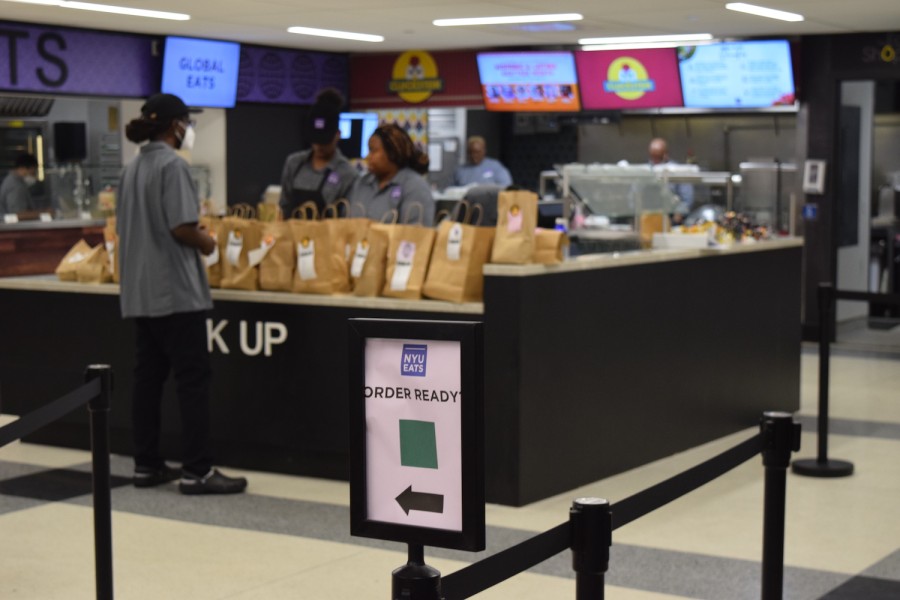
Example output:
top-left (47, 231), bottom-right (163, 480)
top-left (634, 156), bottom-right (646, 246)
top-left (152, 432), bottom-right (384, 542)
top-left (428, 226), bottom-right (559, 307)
top-left (575, 49), bottom-right (683, 110)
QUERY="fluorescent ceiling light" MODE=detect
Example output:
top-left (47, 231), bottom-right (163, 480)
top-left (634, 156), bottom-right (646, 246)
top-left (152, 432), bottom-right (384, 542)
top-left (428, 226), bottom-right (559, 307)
top-left (3, 0), bottom-right (189, 19)
top-left (287, 26), bottom-right (383, 43)
top-left (725, 3), bottom-right (804, 22)
top-left (581, 40), bottom-right (716, 51)
top-left (434, 13), bottom-right (583, 27)
top-left (579, 33), bottom-right (713, 45)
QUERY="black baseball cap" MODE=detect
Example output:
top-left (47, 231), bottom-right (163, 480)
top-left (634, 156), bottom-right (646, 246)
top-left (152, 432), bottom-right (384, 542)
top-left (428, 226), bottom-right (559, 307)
top-left (308, 103), bottom-right (340, 144)
top-left (141, 93), bottom-right (202, 122)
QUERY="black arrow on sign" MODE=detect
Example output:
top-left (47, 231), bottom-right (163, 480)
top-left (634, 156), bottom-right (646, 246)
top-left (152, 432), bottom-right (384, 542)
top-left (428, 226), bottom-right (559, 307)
top-left (396, 485), bottom-right (444, 515)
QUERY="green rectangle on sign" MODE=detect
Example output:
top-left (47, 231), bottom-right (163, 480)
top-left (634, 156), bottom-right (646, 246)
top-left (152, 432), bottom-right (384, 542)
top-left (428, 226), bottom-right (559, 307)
top-left (399, 419), bottom-right (438, 469)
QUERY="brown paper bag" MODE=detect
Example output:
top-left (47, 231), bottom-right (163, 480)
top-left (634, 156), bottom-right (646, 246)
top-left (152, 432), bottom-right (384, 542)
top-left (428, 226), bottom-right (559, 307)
top-left (423, 202), bottom-right (495, 303)
top-left (75, 244), bottom-right (113, 284)
top-left (103, 216), bottom-right (119, 283)
top-left (382, 223), bottom-right (436, 300)
top-left (288, 202), bottom-right (338, 295)
top-left (350, 224), bottom-right (390, 297)
top-left (220, 206), bottom-right (263, 291)
top-left (55, 239), bottom-right (93, 281)
top-left (532, 228), bottom-right (570, 265)
top-left (199, 215), bottom-right (224, 288)
top-left (324, 200), bottom-right (370, 294)
top-left (256, 202), bottom-right (282, 223)
top-left (491, 190), bottom-right (538, 264)
top-left (258, 220), bottom-right (295, 292)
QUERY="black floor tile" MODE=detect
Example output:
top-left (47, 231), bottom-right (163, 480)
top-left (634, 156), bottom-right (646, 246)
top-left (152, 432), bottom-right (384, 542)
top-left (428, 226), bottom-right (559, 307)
top-left (0, 468), bottom-right (130, 502)
top-left (821, 575), bottom-right (900, 599)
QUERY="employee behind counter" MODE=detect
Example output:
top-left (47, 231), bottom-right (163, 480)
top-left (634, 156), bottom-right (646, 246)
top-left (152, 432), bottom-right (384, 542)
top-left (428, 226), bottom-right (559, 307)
top-left (279, 89), bottom-right (358, 218)
top-left (348, 123), bottom-right (435, 226)
top-left (0, 153), bottom-right (38, 216)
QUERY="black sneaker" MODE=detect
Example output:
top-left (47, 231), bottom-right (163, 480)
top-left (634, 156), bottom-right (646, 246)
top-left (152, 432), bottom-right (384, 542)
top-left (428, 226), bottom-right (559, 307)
top-left (133, 464), bottom-right (181, 488)
top-left (179, 468), bottom-right (247, 495)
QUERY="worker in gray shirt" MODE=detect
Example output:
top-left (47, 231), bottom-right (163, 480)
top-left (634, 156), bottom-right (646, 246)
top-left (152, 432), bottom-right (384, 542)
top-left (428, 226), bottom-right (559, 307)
top-left (279, 88), bottom-right (358, 217)
top-left (453, 136), bottom-right (512, 188)
top-left (117, 93), bottom-right (246, 496)
top-left (0, 153), bottom-right (38, 215)
top-left (349, 123), bottom-right (434, 225)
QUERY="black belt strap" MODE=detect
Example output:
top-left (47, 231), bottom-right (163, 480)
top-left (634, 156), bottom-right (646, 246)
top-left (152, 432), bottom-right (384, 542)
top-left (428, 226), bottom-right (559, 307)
top-left (0, 378), bottom-right (101, 449)
top-left (612, 433), bottom-right (763, 530)
top-left (441, 522), bottom-right (569, 600)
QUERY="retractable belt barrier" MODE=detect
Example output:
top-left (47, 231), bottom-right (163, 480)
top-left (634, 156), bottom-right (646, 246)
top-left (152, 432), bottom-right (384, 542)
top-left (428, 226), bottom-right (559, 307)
top-left (419, 412), bottom-right (801, 600)
top-left (0, 365), bottom-right (114, 600)
top-left (793, 283), bottom-right (900, 479)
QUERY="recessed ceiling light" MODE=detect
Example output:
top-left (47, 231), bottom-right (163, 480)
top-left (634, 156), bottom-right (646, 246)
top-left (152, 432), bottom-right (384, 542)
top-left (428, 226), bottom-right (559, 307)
top-left (2, 0), bottom-right (189, 20)
top-left (514, 23), bottom-right (577, 32)
top-left (579, 33), bottom-right (714, 45)
top-left (433, 13), bottom-right (583, 27)
top-left (287, 26), bottom-right (384, 43)
top-left (725, 3), bottom-right (804, 22)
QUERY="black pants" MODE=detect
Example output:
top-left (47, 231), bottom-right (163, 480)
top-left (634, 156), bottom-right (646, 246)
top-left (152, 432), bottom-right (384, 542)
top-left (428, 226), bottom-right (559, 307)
top-left (132, 311), bottom-right (212, 477)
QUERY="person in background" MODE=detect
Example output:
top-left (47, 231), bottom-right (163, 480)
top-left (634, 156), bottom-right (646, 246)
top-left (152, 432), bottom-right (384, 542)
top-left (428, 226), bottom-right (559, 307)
top-left (453, 136), bottom-right (513, 188)
top-left (117, 93), bottom-right (247, 495)
top-left (279, 88), bottom-right (358, 217)
top-left (648, 137), bottom-right (695, 221)
top-left (0, 153), bottom-right (38, 215)
top-left (349, 124), bottom-right (435, 225)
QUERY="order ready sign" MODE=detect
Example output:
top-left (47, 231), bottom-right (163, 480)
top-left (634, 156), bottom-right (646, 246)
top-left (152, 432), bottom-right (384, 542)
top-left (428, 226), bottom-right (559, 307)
top-left (349, 319), bottom-right (484, 552)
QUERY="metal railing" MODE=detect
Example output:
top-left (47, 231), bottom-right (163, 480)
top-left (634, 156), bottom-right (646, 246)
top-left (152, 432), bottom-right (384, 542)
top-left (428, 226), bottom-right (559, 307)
top-left (0, 364), bottom-right (113, 600)
top-left (393, 411), bottom-right (801, 600)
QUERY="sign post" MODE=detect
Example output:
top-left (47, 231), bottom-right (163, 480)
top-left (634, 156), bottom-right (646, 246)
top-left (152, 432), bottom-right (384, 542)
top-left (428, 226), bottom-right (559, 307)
top-left (348, 318), bottom-right (485, 598)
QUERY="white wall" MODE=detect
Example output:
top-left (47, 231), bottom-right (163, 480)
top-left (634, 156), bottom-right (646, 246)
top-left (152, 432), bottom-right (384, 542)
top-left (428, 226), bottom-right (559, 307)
top-left (837, 81), bottom-right (874, 322)
top-left (119, 100), bottom-right (228, 213)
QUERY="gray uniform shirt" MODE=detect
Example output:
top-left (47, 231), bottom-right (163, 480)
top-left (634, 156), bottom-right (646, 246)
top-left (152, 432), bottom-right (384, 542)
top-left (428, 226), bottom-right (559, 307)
top-left (278, 149), bottom-right (358, 216)
top-left (116, 141), bottom-right (212, 318)
top-left (453, 157), bottom-right (513, 187)
top-left (349, 168), bottom-right (435, 226)
top-left (0, 171), bottom-right (31, 214)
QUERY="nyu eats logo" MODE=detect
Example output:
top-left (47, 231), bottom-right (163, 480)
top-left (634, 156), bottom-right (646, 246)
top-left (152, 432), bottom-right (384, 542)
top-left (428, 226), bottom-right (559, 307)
top-left (401, 344), bottom-right (427, 377)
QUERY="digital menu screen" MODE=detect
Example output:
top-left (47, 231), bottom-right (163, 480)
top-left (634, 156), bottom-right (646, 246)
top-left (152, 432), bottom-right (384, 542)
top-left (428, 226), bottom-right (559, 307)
top-left (338, 112), bottom-right (379, 159)
top-left (575, 48), bottom-right (683, 110)
top-left (678, 40), bottom-right (795, 109)
top-left (162, 36), bottom-right (241, 108)
top-left (476, 52), bottom-right (581, 112)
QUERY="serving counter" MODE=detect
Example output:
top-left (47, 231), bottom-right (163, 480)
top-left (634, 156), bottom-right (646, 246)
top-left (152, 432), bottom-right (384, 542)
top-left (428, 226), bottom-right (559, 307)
top-left (0, 218), bottom-right (106, 277)
top-left (0, 239), bottom-right (802, 505)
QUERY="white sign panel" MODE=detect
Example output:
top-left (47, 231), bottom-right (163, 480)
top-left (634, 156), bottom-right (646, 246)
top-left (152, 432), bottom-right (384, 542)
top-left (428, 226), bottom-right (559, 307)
top-left (364, 337), bottom-right (463, 532)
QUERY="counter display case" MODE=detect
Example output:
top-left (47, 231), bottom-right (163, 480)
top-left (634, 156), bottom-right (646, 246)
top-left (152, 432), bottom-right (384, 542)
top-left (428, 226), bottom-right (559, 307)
top-left (0, 240), bottom-right (802, 506)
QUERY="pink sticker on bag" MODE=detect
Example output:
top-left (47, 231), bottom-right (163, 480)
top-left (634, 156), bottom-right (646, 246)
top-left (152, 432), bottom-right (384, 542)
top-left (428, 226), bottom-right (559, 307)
top-left (507, 205), bottom-right (523, 233)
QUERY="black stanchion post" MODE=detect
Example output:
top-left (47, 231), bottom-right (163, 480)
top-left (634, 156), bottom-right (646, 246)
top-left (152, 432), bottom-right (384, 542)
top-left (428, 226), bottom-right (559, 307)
top-left (792, 282), bottom-right (854, 478)
top-left (760, 411), bottom-right (801, 600)
top-left (570, 498), bottom-right (611, 600)
top-left (86, 364), bottom-right (114, 600)
top-left (392, 544), bottom-right (441, 600)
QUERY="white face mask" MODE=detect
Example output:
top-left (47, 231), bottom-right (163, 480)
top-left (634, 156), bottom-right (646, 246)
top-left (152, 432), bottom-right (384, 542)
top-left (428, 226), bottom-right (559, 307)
top-left (179, 124), bottom-right (196, 151)
top-left (23, 175), bottom-right (37, 186)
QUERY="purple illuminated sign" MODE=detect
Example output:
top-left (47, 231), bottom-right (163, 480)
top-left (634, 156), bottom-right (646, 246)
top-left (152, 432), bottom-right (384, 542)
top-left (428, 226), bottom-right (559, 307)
top-left (0, 21), bottom-right (160, 97)
top-left (236, 45), bottom-right (348, 104)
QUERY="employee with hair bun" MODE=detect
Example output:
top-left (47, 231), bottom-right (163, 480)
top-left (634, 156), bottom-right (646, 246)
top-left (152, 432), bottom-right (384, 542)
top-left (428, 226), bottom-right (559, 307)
top-left (349, 123), bottom-right (435, 225)
top-left (279, 88), bottom-right (358, 217)
top-left (117, 92), bottom-right (247, 496)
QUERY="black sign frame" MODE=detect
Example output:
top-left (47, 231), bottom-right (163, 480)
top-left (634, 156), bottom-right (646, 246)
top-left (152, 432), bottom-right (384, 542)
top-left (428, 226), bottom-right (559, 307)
top-left (348, 318), bottom-right (485, 552)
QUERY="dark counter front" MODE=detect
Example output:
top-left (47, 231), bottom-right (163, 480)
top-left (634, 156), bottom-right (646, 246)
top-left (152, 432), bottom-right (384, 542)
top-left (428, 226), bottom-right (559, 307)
top-left (0, 241), bottom-right (801, 506)
top-left (483, 245), bottom-right (802, 504)
top-left (0, 288), bottom-right (478, 483)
